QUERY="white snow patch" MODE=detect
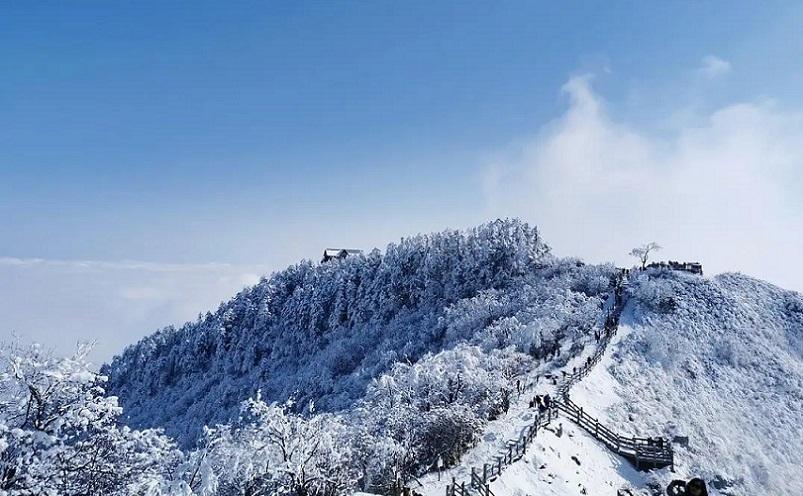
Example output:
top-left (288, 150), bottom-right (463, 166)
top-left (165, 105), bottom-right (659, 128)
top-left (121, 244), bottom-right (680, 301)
top-left (489, 422), bottom-right (647, 496)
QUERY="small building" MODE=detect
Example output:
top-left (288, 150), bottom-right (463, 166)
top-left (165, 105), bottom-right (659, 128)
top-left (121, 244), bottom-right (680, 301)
top-left (322, 248), bottom-right (363, 263)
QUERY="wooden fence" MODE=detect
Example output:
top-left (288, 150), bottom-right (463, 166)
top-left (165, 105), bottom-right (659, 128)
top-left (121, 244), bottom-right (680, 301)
top-left (556, 398), bottom-right (673, 470)
top-left (445, 407), bottom-right (556, 496)
top-left (554, 286), bottom-right (674, 471)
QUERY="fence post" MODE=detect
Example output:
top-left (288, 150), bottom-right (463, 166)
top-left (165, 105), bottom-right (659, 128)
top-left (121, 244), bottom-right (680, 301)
top-left (669, 446), bottom-right (675, 473)
top-left (471, 467), bottom-right (476, 488)
top-left (483, 463), bottom-right (488, 483)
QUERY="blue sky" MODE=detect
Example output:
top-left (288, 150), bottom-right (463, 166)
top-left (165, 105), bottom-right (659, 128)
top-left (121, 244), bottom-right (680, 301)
top-left (2, 2), bottom-right (803, 361)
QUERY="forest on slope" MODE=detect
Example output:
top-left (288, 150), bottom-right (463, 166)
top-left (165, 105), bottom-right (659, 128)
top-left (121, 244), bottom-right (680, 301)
top-left (104, 219), bottom-right (613, 447)
top-left (5, 220), bottom-right (802, 495)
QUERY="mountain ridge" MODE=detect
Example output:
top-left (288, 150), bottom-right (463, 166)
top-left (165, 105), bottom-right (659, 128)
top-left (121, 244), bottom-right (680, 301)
top-left (105, 219), bottom-right (575, 446)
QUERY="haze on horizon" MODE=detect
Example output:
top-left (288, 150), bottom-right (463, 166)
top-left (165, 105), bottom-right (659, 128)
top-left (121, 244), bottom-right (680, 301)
top-left (2, 1), bottom-right (802, 362)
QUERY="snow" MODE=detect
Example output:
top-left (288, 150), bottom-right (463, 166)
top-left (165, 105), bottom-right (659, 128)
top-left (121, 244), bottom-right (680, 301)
top-left (569, 323), bottom-right (635, 431)
top-left (489, 422), bottom-right (647, 496)
top-left (104, 220), bottom-right (559, 446)
top-left (414, 367), bottom-right (556, 495)
top-left (415, 302), bottom-right (619, 496)
top-left (520, 270), bottom-right (803, 495)
top-left (603, 271), bottom-right (803, 495)
top-left (412, 350), bottom-right (652, 496)
top-left (415, 270), bottom-right (803, 496)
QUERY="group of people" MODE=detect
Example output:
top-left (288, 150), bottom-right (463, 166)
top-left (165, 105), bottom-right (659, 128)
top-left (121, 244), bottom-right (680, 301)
top-left (645, 436), bottom-right (666, 449)
top-left (594, 311), bottom-right (618, 340)
top-left (666, 478), bottom-right (708, 496)
top-left (529, 393), bottom-right (552, 413)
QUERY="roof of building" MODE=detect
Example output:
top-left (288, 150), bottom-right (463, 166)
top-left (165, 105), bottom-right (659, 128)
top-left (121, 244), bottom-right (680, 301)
top-left (323, 248), bottom-right (363, 257)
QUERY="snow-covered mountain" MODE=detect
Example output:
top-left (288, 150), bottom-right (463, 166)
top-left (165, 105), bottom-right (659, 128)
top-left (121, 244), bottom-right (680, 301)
top-left (8, 220), bottom-right (799, 496)
top-left (104, 219), bottom-right (614, 447)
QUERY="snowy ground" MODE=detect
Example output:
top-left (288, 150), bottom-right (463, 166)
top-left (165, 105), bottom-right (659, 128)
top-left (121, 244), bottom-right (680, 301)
top-left (569, 323), bottom-right (636, 432)
top-left (414, 365), bottom-right (560, 495)
top-left (605, 273), bottom-right (803, 495)
top-left (484, 312), bottom-right (661, 496)
top-left (489, 421), bottom-right (648, 496)
top-left (414, 344), bottom-right (658, 496)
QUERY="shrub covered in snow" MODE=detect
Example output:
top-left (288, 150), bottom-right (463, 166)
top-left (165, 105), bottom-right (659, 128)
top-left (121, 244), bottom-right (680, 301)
top-left (354, 344), bottom-right (529, 485)
top-left (0, 343), bottom-right (181, 496)
top-left (178, 395), bottom-right (360, 496)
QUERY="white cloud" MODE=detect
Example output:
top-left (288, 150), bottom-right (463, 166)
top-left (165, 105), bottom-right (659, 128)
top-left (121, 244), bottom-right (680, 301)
top-left (119, 286), bottom-right (171, 301)
top-left (698, 55), bottom-right (732, 79)
top-left (0, 258), bottom-right (270, 364)
top-left (484, 75), bottom-right (803, 293)
top-left (0, 257), bottom-right (257, 273)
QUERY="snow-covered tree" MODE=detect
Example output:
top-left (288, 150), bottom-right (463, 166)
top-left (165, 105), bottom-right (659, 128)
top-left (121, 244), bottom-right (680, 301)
top-left (188, 394), bottom-right (359, 496)
top-left (104, 219), bottom-right (555, 446)
top-left (0, 342), bottom-right (181, 495)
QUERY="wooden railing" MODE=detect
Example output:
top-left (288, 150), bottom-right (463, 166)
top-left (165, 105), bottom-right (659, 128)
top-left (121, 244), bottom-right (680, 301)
top-left (447, 479), bottom-right (471, 496)
top-left (470, 470), bottom-right (495, 496)
top-left (556, 398), bottom-right (673, 469)
top-left (554, 284), bottom-right (674, 471)
top-left (445, 407), bottom-right (556, 496)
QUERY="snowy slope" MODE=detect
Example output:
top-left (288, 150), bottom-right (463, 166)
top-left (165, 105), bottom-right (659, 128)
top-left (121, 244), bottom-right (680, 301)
top-left (9, 218), bottom-right (802, 496)
top-left (420, 270), bottom-right (802, 496)
top-left (103, 220), bottom-right (561, 446)
top-left (489, 421), bottom-right (648, 496)
top-left (413, 349), bottom-right (580, 495)
top-left (605, 271), bottom-right (803, 495)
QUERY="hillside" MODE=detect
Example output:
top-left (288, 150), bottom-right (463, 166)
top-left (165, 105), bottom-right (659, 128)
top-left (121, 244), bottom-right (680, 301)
top-left (606, 270), bottom-right (803, 494)
top-left (99, 221), bottom-right (803, 495)
top-left (477, 270), bottom-right (803, 496)
top-left (104, 219), bottom-right (614, 447)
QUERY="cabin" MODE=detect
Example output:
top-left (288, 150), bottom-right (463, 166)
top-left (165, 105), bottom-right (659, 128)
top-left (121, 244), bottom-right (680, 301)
top-left (646, 260), bottom-right (703, 275)
top-left (322, 248), bottom-right (363, 263)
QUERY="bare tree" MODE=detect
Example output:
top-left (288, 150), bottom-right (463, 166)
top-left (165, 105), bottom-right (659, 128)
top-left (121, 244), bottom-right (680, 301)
top-left (629, 242), bottom-right (662, 269)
